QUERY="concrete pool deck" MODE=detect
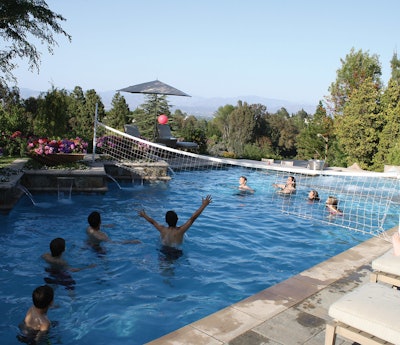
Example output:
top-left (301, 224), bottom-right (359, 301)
top-left (146, 228), bottom-right (395, 345)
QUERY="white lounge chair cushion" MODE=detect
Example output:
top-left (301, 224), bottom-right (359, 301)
top-left (329, 283), bottom-right (400, 344)
top-left (372, 248), bottom-right (400, 276)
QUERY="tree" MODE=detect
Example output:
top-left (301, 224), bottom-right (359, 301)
top-left (0, 0), bottom-right (71, 87)
top-left (228, 101), bottom-right (262, 156)
top-left (328, 48), bottom-right (382, 115)
top-left (212, 104), bottom-right (235, 144)
top-left (34, 87), bottom-right (69, 137)
top-left (80, 89), bottom-right (105, 144)
top-left (131, 94), bottom-right (171, 140)
top-left (373, 78), bottom-right (400, 169)
top-left (390, 52), bottom-right (400, 84)
top-left (67, 86), bottom-right (86, 135)
top-left (105, 92), bottom-right (130, 131)
top-left (296, 101), bottom-right (334, 161)
top-left (264, 107), bottom-right (299, 157)
top-left (335, 78), bottom-right (383, 169)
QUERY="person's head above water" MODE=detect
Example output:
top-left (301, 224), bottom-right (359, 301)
top-left (32, 285), bottom-right (54, 310)
top-left (49, 237), bottom-right (65, 257)
top-left (165, 210), bottom-right (178, 227)
top-left (88, 211), bottom-right (101, 229)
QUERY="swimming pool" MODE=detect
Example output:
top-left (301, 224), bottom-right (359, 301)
top-left (0, 167), bottom-right (397, 344)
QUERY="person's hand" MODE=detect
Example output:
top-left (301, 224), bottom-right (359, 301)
top-left (138, 209), bottom-right (146, 217)
top-left (202, 195), bottom-right (212, 205)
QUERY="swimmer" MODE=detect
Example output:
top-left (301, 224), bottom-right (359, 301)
top-left (138, 195), bottom-right (212, 247)
top-left (308, 190), bottom-right (320, 201)
top-left (325, 196), bottom-right (343, 215)
top-left (86, 211), bottom-right (141, 248)
top-left (238, 176), bottom-right (254, 193)
top-left (18, 285), bottom-right (54, 343)
top-left (42, 237), bottom-right (95, 272)
top-left (273, 176), bottom-right (296, 194)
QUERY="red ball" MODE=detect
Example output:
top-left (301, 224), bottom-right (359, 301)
top-left (158, 114), bottom-right (168, 125)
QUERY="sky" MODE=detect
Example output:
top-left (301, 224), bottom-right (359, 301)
top-left (11, 0), bottom-right (400, 106)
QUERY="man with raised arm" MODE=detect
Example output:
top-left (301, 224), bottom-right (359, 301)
top-left (138, 195), bottom-right (212, 247)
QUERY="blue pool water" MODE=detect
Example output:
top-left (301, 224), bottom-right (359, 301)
top-left (0, 167), bottom-right (397, 344)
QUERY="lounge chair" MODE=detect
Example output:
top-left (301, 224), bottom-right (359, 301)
top-left (124, 124), bottom-right (141, 138)
top-left (156, 124), bottom-right (199, 151)
top-left (325, 282), bottom-right (400, 345)
top-left (370, 247), bottom-right (400, 287)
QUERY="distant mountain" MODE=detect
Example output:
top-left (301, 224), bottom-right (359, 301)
top-left (19, 88), bottom-right (316, 117)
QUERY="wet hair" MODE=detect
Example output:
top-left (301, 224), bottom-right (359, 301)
top-left (165, 210), bottom-right (178, 227)
top-left (240, 176), bottom-right (247, 182)
top-left (88, 211), bottom-right (101, 228)
top-left (32, 285), bottom-right (54, 309)
top-left (289, 176), bottom-right (296, 188)
top-left (50, 237), bottom-right (65, 257)
top-left (309, 190), bottom-right (320, 201)
top-left (326, 196), bottom-right (338, 206)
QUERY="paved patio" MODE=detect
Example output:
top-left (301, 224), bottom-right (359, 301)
top-left (146, 228), bottom-right (394, 344)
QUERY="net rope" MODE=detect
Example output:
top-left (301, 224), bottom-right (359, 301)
top-left (94, 121), bottom-right (400, 241)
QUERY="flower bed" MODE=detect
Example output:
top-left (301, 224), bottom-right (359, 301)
top-left (27, 137), bottom-right (88, 166)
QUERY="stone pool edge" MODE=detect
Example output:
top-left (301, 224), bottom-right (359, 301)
top-left (145, 228), bottom-right (394, 344)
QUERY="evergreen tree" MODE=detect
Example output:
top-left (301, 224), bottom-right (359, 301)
top-left (105, 92), bottom-right (130, 131)
top-left (132, 94), bottom-right (171, 140)
top-left (373, 78), bottom-right (400, 169)
top-left (390, 52), bottom-right (400, 84)
top-left (67, 86), bottom-right (86, 136)
top-left (296, 101), bottom-right (334, 161)
top-left (335, 78), bottom-right (383, 169)
top-left (34, 87), bottom-right (69, 137)
top-left (79, 89), bottom-right (105, 143)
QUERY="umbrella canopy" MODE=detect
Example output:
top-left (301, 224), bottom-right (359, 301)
top-left (118, 80), bottom-right (191, 97)
top-left (118, 80), bottom-right (190, 141)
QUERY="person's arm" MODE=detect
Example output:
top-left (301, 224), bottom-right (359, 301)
top-left (179, 195), bottom-right (212, 232)
top-left (138, 210), bottom-right (164, 233)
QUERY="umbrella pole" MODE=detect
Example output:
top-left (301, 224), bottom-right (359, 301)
top-left (153, 94), bottom-right (158, 142)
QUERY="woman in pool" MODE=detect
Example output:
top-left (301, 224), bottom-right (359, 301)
top-left (325, 196), bottom-right (343, 215)
top-left (273, 176), bottom-right (296, 194)
top-left (308, 190), bottom-right (320, 201)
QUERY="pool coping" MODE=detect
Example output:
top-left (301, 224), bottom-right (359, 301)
top-left (145, 228), bottom-right (395, 344)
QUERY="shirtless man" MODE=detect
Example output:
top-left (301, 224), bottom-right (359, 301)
top-left (138, 195), bottom-right (212, 247)
top-left (238, 176), bottom-right (254, 193)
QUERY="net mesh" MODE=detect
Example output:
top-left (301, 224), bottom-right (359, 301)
top-left (94, 121), bottom-right (400, 241)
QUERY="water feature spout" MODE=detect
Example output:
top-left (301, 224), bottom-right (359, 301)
top-left (106, 174), bottom-right (122, 189)
top-left (57, 177), bottom-right (74, 201)
top-left (17, 185), bottom-right (36, 205)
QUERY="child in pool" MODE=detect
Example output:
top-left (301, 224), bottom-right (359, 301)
top-left (42, 237), bottom-right (95, 272)
top-left (86, 211), bottom-right (141, 248)
top-left (18, 285), bottom-right (54, 343)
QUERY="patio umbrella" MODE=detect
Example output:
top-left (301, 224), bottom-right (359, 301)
top-left (118, 80), bottom-right (191, 140)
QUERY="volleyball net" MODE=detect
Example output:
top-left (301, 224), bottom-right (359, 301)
top-left (94, 121), bottom-right (400, 241)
